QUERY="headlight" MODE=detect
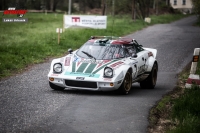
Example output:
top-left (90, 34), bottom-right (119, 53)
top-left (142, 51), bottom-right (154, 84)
top-left (53, 63), bottom-right (62, 73)
top-left (104, 67), bottom-right (113, 78)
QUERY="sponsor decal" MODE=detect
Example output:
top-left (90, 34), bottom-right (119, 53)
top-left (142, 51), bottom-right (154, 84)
top-left (65, 72), bottom-right (100, 78)
top-left (73, 55), bottom-right (80, 62)
top-left (65, 57), bottom-right (71, 66)
top-left (109, 61), bottom-right (124, 68)
top-left (51, 74), bottom-right (59, 76)
top-left (72, 17), bottom-right (80, 23)
top-left (64, 15), bottom-right (107, 29)
top-left (78, 59), bottom-right (102, 64)
top-left (103, 78), bottom-right (112, 81)
top-left (76, 77), bottom-right (85, 80)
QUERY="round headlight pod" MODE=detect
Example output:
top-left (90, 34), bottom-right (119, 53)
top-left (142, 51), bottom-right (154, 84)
top-left (53, 63), bottom-right (62, 73)
top-left (104, 67), bottom-right (113, 77)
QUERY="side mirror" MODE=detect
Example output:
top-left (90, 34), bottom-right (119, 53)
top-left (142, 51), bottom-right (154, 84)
top-left (132, 53), bottom-right (137, 58)
top-left (68, 48), bottom-right (73, 54)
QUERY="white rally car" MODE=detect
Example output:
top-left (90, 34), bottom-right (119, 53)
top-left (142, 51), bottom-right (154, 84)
top-left (48, 36), bottom-right (158, 94)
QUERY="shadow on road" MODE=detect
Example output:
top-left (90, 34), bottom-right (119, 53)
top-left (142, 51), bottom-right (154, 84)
top-left (48, 83), bottom-right (156, 97)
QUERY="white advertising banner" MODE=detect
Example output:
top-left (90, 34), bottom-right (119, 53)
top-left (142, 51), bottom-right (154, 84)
top-left (64, 15), bottom-right (107, 29)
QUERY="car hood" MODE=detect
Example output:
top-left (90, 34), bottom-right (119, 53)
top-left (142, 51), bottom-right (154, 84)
top-left (63, 55), bottom-right (124, 78)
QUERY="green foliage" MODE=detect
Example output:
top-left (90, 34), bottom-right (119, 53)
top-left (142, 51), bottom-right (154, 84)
top-left (169, 86), bottom-right (200, 133)
top-left (0, 13), bottom-right (187, 79)
top-left (156, 96), bottom-right (171, 112)
top-left (192, 0), bottom-right (200, 18)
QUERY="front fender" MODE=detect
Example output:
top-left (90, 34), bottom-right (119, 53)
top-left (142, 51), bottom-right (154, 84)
top-left (114, 65), bottom-right (133, 80)
top-left (143, 48), bottom-right (157, 58)
top-left (146, 56), bottom-right (157, 72)
top-left (49, 58), bottom-right (62, 73)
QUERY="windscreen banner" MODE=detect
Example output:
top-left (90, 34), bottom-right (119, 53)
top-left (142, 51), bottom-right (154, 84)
top-left (63, 15), bottom-right (107, 29)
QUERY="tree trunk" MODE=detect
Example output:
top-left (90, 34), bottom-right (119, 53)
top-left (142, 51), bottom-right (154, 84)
top-left (132, 0), bottom-right (136, 21)
top-left (146, 0), bottom-right (150, 17)
top-left (156, 0), bottom-right (158, 15)
top-left (137, 0), bottom-right (146, 19)
top-left (79, 0), bottom-right (86, 13)
top-left (50, 0), bottom-right (54, 11)
top-left (102, 0), bottom-right (106, 15)
top-left (46, 0), bottom-right (50, 10)
top-left (112, 0), bottom-right (115, 16)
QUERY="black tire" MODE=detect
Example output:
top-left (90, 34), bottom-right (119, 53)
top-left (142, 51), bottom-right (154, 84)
top-left (119, 71), bottom-right (132, 95)
top-left (49, 82), bottom-right (65, 90)
top-left (140, 63), bottom-right (158, 89)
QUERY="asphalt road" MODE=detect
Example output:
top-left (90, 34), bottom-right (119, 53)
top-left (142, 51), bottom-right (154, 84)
top-left (0, 16), bottom-right (200, 133)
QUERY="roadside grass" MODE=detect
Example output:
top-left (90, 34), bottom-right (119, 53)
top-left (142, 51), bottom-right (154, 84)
top-left (168, 85), bottom-right (200, 133)
top-left (0, 13), bottom-right (187, 79)
top-left (149, 60), bottom-right (200, 133)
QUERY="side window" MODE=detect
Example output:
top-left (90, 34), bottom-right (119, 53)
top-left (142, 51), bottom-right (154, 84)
top-left (119, 48), bottom-right (126, 57)
top-left (124, 48), bottom-right (130, 57)
top-left (136, 46), bottom-right (144, 53)
top-left (127, 46), bottom-right (136, 56)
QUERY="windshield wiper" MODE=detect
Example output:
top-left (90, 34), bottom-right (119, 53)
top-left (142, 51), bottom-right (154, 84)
top-left (82, 51), bottom-right (96, 60)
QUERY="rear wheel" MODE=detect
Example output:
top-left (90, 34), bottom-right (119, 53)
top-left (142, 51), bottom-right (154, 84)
top-left (119, 71), bottom-right (132, 95)
top-left (49, 82), bottom-right (65, 90)
top-left (140, 63), bottom-right (158, 89)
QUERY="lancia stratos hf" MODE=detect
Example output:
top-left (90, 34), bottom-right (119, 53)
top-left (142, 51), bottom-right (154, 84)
top-left (48, 36), bottom-right (158, 94)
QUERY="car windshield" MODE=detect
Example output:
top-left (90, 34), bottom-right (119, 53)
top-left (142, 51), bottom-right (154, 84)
top-left (76, 41), bottom-right (125, 60)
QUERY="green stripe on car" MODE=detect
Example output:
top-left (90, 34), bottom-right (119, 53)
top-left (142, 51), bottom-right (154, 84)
top-left (76, 63), bottom-right (88, 73)
top-left (85, 63), bottom-right (97, 73)
top-left (72, 62), bottom-right (76, 72)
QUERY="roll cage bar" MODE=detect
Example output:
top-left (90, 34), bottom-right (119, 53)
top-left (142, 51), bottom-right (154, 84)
top-left (89, 36), bottom-right (143, 52)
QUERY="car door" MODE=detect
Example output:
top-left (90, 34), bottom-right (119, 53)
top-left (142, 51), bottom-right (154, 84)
top-left (134, 50), bottom-right (148, 76)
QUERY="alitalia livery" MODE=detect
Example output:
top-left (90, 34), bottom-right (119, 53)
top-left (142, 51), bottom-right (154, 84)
top-left (48, 36), bottom-right (158, 94)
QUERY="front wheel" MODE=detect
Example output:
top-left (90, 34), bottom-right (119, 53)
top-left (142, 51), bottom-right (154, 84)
top-left (118, 71), bottom-right (132, 95)
top-left (49, 82), bottom-right (65, 91)
top-left (140, 63), bottom-right (158, 89)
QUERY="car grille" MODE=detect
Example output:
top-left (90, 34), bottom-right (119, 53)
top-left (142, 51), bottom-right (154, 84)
top-left (65, 80), bottom-right (97, 88)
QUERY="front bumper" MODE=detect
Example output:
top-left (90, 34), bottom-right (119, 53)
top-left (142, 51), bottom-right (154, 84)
top-left (48, 75), bottom-right (123, 91)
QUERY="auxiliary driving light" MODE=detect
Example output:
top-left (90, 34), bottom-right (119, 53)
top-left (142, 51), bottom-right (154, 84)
top-left (110, 83), bottom-right (114, 86)
top-left (49, 77), bottom-right (54, 81)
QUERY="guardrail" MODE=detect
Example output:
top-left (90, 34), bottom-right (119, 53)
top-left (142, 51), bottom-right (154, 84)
top-left (185, 48), bottom-right (200, 88)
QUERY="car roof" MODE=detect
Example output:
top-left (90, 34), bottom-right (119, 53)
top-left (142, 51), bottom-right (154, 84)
top-left (89, 36), bottom-right (135, 45)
